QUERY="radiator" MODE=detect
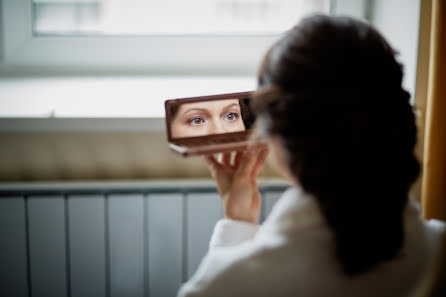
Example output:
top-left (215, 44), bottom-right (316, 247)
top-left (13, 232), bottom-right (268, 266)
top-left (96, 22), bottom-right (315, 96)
top-left (0, 180), bottom-right (288, 297)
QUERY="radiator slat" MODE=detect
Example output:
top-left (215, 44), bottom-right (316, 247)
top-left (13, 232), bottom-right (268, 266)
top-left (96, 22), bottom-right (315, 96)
top-left (263, 191), bottom-right (283, 222)
top-left (28, 196), bottom-right (67, 297)
top-left (68, 195), bottom-right (106, 297)
top-left (186, 192), bottom-right (223, 278)
top-left (108, 194), bottom-right (145, 297)
top-left (0, 197), bottom-right (28, 297)
top-left (148, 193), bottom-right (184, 297)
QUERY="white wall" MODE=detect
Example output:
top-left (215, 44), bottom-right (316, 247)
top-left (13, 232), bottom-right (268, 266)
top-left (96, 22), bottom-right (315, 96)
top-left (369, 0), bottom-right (421, 99)
top-left (0, 76), bottom-right (255, 118)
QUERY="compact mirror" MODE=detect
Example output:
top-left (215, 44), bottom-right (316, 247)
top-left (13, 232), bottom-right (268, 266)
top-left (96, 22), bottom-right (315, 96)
top-left (165, 91), bottom-right (259, 157)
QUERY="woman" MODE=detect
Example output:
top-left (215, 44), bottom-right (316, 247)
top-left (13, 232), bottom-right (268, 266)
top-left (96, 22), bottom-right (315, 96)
top-left (177, 15), bottom-right (440, 297)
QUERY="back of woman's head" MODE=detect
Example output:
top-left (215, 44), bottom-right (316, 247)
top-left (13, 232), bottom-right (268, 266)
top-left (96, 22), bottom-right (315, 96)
top-left (254, 15), bottom-right (420, 276)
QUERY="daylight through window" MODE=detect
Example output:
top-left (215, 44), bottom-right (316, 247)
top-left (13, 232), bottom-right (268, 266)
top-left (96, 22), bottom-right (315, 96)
top-left (33, 0), bottom-right (331, 35)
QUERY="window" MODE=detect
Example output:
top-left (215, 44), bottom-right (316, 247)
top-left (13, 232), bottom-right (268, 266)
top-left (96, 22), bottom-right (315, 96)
top-left (1, 0), bottom-right (382, 123)
top-left (0, 1), bottom-right (331, 74)
top-left (0, 0), bottom-right (334, 121)
top-left (0, 76), bottom-right (257, 118)
top-left (33, 0), bottom-right (331, 36)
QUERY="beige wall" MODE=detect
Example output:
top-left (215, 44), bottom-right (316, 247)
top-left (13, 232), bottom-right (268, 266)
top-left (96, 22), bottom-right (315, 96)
top-left (0, 131), bottom-right (279, 181)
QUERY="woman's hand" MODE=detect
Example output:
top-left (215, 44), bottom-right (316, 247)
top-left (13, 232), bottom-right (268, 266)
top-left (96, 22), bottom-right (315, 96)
top-left (204, 146), bottom-right (269, 224)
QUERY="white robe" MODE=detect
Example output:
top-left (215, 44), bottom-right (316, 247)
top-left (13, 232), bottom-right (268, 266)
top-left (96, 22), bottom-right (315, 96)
top-left (178, 186), bottom-right (445, 297)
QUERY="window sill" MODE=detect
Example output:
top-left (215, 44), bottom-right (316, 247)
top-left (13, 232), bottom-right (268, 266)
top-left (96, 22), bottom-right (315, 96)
top-left (0, 75), bottom-right (256, 131)
top-left (0, 117), bottom-right (165, 132)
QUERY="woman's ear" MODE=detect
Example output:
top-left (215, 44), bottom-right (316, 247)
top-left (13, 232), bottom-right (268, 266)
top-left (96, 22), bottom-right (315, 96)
top-left (268, 136), bottom-right (298, 185)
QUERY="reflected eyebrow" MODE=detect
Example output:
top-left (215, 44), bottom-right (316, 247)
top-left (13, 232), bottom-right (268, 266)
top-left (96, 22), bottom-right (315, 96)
top-left (222, 103), bottom-right (240, 111)
top-left (181, 108), bottom-right (210, 116)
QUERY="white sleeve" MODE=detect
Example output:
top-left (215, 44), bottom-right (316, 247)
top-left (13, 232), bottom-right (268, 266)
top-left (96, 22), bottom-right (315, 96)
top-left (209, 218), bottom-right (260, 249)
top-left (177, 219), bottom-right (261, 297)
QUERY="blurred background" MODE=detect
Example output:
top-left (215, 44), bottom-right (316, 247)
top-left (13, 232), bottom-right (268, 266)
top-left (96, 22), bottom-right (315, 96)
top-left (0, 0), bottom-right (421, 181)
top-left (0, 1), bottom-right (429, 297)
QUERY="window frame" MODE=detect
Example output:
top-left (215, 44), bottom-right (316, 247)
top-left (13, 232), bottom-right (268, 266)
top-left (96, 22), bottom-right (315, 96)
top-left (0, 0), bottom-right (369, 133)
top-left (0, 0), bottom-right (370, 76)
top-left (0, 0), bottom-right (296, 75)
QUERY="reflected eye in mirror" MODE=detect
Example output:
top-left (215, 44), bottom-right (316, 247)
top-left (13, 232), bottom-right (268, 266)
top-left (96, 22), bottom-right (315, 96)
top-left (166, 95), bottom-right (255, 139)
top-left (188, 117), bottom-right (205, 126)
top-left (165, 91), bottom-right (265, 157)
top-left (224, 112), bottom-right (239, 122)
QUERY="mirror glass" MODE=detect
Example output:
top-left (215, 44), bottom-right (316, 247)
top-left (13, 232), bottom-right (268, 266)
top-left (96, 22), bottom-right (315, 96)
top-left (166, 96), bottom-right (255, 139)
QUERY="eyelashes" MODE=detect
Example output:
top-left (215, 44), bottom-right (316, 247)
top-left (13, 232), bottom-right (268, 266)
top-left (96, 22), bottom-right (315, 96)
top-left (224, 112), bottom-right (239, 121)
top-left (187, 117), bottom-right (205, 125)
top-left (186, 112), bottom-right (240, 126)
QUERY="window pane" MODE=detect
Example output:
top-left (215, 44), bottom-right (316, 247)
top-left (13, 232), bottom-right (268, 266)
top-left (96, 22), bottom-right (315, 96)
top-left (33, 0), bottom-right (331, 35)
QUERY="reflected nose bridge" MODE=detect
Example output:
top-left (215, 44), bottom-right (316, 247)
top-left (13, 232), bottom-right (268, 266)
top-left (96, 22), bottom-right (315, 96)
top-left (209, 114), bottom-right (225, 134)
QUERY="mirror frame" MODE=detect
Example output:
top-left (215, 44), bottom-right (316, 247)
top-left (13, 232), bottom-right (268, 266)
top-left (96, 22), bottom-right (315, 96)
top-left (164, 91), bottom-right (253, 141)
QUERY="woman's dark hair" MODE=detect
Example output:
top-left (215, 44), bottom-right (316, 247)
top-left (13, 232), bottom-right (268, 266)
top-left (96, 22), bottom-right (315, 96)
top-left (253, 15), bottom-right (420, 276)
top-left (239, 97), bottom-right (256, 129)
top-left (166, 101), bottom-right (180, 121)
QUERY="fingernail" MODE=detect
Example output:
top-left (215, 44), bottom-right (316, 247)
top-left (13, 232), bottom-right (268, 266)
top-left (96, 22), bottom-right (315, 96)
top-left (249, 147), bottom-right (257, 155)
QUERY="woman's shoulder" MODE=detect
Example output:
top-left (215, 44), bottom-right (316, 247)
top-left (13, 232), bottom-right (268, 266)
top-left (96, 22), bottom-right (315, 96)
top-left (258, 186), bottom-right (327, 238)
top-left (403, 200), bottom-right (445, 254)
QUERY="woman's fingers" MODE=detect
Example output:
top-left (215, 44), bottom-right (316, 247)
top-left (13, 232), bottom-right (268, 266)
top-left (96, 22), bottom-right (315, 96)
top-left (204, 148), bottom-right (263, 224)
top-left (251, 148), bottom-right (270, 179)
top-left (222, 152), bottom-right (232, 167)
top-left (205, 146), bottom-right (267, 177)
top-left (204, 154), bottom-right (233, 173)
top-left (204, 155), bottom-right (221, 171)
top-left (237, 146), bottom-right (260, 176)
top-left (233, 151), bottom-right (244, 169)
